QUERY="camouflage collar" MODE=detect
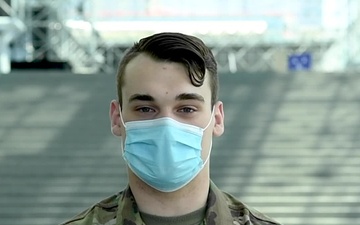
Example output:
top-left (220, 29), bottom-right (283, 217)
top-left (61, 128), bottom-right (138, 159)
top-left (116, 185), bottom-right (144, 224)
top-left (60, 182), bottom-right (280, 225)
top-left (115, 181), bottom-right (236, 225)
top-left (204, 181), bottom-right (236, 224)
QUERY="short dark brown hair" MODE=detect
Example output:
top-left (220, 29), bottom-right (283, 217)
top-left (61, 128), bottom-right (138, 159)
top-left (116, 32), bottom-right (218, 106)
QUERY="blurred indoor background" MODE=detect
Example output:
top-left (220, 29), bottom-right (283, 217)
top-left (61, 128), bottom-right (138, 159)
top-left (1, 0), bottom-right (360, 225)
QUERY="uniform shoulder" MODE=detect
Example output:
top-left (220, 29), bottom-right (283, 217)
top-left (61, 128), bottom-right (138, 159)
top-left (246, 205), bottom-right (282, 225)
top-left (59, 193), bottom-right (121, 225)
top-left (222, 191), bottom-right (282, 225)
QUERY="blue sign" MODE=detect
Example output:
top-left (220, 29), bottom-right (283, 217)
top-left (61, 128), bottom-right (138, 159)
top-left (288, 53), bottom-right (312, 71)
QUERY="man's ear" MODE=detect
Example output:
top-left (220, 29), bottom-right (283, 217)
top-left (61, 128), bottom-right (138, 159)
top-left (213, 101), bottom-right (225, 137)
top-left (110, 100), bottom-right (122, 136)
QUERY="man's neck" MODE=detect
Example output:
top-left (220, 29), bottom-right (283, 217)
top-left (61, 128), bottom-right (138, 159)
top-left (128, 168), bottom-right (210, 217)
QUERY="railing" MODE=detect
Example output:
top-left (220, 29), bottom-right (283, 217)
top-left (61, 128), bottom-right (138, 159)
top-left (48, 18), bottom-right (104, 73)
top-left (33, 0), bottom-right (104, 73)
top-left (0, 0), bottom-right (25, 73)
top-left (7, 0), bottom-right (104, 73)
top-left (96, 35), bottom-right (337, 75)
top-left (6, 0), bottom-right (360, 74)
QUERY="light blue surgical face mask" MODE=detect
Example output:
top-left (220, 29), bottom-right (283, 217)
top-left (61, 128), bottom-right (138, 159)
top-left (120, 111), bottom-right (213, 192)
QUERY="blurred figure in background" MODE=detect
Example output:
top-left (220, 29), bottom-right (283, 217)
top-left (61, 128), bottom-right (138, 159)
top-left (60, 32), bottom-right (282, 225)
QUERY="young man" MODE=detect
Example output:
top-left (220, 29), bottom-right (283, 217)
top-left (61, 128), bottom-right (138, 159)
top-left (61, 32), bottom-right (281, 225)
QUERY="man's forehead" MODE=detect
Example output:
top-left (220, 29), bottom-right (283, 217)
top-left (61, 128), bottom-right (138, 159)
top-left (121, 53), bottom-right (212, 100)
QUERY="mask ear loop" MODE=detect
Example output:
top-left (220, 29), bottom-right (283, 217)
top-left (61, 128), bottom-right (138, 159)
top-left (119, 107), bottom-right (126, 128)
top-left (200, 106), bottom-right (215, 166)
top-left (119, 107), bottom-right (126, 156)
top-left (202, 106), bottom-right (215, 131)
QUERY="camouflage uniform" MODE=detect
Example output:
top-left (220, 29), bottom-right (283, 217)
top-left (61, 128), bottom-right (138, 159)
top-left (60, 181), bottom-right (281, 225)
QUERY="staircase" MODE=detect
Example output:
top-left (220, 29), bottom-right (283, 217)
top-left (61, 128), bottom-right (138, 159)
top-left (48, 19), bottom-right (105, 74)
top-left (10, 0), bottom-right (104, 73)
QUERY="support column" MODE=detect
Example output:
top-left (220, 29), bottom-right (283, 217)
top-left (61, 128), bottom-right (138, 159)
top-left (0, 17), bottom-right (24, 74)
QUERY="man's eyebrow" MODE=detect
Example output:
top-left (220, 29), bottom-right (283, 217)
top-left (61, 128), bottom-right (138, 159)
top-left (175, 93), bottom-right (205, 102)
top-left (128, 94), bottom-right (155, 103)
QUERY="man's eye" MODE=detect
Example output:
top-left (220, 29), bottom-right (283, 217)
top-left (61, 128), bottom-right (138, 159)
top-left (179, 107), bottom-right (196, 113)
top-left (137, 107), bottom-right (155, 113)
